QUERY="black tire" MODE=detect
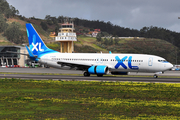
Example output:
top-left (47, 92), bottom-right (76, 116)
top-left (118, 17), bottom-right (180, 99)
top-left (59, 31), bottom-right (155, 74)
top-left (84, 72), bottom-right (90, 77)
top-left (153, 74), bottom-right (158, 78)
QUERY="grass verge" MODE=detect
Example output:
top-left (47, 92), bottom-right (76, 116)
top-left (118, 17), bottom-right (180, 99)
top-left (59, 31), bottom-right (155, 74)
top-left (1, 78), bottom-right (180, 119)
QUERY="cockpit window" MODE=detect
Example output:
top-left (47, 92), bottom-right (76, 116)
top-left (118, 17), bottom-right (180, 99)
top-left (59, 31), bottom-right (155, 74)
top-left (158, 60), bottom-right (168, 62)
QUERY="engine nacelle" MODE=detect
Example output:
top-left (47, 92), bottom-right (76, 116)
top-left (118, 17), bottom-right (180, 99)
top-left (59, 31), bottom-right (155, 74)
top-left (88, 65), bottom-right (108, 74)
top-left (111, 72), bottom-right (128, 75)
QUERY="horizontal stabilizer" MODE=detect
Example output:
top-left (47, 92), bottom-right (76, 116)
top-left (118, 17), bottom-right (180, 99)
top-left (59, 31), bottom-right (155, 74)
top-left (6, 51), bottom-right (29, 56)
top-left (26, 46), bottom-right (38, 61)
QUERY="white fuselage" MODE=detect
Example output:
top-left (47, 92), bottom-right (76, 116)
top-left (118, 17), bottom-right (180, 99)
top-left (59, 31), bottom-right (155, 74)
top-left (38, 53), bottom-right (173, 73)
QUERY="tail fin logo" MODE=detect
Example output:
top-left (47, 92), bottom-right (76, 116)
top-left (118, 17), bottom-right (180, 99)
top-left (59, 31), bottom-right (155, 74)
top-left (26, 23), bottom-right (57, 56)
top-left (31, 31), bottom-right (44, 52)
top-left (32, 42), bottom-right (44, 52)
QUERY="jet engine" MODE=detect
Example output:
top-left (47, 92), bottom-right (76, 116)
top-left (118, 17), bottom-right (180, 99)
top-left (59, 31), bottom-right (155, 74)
top-left (88, 65), bottom-right (108, 74)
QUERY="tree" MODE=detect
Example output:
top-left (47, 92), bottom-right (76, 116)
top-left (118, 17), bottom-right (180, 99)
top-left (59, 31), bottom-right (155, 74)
top-left (4, 8), bottom-right (12, 18)
top-left (4, 22), bottom-right (24, 44)
top-left (96, 33), bottom-right (102, 42)
top-left (0, 14), bottom-right (8, 32)
top-left (104, 37), bottom-right (109, 45)
top-left (45, 15), bottom-right (57, 25)
top-left (40, 21), bottom-right (48, 31)
top-left (114, 36), bottom-right (119, 45)
top-left (0, 0), bottom-right (9, 13)
top-left (10, 5), bottom-right (19, 16)
top-left (109, 37), bottom-right (113, 45)
top-left (0, 0), bottom-right (19, 18)
top-left (55, 24), bottom-right (60, 35)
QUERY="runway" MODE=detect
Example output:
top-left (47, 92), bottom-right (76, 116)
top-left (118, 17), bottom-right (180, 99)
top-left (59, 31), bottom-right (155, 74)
top-left (0, 67), bottom-right (180, 83)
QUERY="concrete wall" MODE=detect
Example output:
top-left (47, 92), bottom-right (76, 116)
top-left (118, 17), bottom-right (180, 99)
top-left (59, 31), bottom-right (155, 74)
top-left (19, 47), bottom-right (28, 67)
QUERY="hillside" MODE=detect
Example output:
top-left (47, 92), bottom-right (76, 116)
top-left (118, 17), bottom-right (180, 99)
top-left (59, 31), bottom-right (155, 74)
top-left (73, 36), bottom-right (178, 64)
top-left (0, 15), bottom-right (179, 64)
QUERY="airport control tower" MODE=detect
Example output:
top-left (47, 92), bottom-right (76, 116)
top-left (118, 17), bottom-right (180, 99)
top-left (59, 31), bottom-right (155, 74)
top-left (54, 21), bottom-right (77, 53)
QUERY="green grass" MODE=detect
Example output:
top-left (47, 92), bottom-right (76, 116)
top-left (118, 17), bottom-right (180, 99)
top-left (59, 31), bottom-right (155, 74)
top-left (92, 43), bottom-right (108, 52)
top-left (77, 35), bottom-right (108, 52)
top-left (1, 78), bottom-right (180, 119)
top-left (78, 35), bottom-right (96, 42)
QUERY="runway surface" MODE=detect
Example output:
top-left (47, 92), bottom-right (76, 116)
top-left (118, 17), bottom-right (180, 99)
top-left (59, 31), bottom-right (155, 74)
top-left (0, 67), bottom-right (180, 83)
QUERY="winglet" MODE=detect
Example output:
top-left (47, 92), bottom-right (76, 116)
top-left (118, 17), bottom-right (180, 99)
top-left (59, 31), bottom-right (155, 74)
top-left (109, 51), bottom-right (112, 54)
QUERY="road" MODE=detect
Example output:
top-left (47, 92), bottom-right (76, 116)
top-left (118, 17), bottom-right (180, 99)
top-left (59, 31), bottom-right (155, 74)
top-left (0, 67), bottom-right (180, 83)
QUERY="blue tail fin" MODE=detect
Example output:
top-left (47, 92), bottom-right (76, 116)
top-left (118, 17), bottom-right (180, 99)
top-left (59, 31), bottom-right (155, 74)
top-left (26, 23), bottom-right (57, 57)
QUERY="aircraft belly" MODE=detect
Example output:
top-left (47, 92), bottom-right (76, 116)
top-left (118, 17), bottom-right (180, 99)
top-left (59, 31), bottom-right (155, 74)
top-left (110, 68), bottom-right (138, 72)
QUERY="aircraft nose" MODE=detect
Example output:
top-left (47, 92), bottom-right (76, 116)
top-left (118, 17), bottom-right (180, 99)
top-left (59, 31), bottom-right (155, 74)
top-left (168, 63), bottom-right (174, 70)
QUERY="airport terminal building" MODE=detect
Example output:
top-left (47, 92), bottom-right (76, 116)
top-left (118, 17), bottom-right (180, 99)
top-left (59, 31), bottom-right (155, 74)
top-left (0, 46), bottom-right (28, 67)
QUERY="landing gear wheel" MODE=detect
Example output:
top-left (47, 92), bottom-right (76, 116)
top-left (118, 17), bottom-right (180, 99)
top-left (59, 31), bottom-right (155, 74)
top-left (84, 72), bottom-right (90, 77)
top-left (97, 74), bottom-right (103, 77)
top-left (153, 74), bottom-right (158, 78)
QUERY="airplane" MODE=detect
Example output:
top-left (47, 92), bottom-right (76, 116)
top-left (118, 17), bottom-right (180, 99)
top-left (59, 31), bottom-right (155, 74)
top-left (25, 23), bottom-right (173, 78)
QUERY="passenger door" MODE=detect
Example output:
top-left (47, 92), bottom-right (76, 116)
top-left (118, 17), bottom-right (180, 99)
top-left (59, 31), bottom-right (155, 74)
top-left (148, 57), bottom-right (153, 66)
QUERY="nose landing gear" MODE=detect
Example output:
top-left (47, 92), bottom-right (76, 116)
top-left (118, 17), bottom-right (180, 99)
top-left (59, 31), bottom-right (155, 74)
top-left (153, 74), bottom-right (158, 78)
top-left (153, 71), bottom-right (164, 78)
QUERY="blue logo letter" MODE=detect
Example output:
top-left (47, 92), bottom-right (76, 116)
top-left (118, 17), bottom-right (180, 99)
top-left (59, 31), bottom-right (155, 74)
top-left (115, 56), bottom-right (128, 69)
top-left (128, 56), bottom-right (139, 70)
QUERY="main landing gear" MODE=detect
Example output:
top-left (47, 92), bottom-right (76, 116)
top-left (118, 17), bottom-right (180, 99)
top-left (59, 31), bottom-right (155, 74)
top-left (83, 71), bottom-right (90, 77)
top-left (83, 71), bottom-right (103, 77)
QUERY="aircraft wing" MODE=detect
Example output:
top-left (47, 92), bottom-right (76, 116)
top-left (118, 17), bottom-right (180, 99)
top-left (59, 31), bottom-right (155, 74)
top-left (57, 61), bottom-right (92, 70)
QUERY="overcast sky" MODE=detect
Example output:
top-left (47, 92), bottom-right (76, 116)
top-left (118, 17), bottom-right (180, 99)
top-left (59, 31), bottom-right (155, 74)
top-left (7, 0), bottom-right (180, 32)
